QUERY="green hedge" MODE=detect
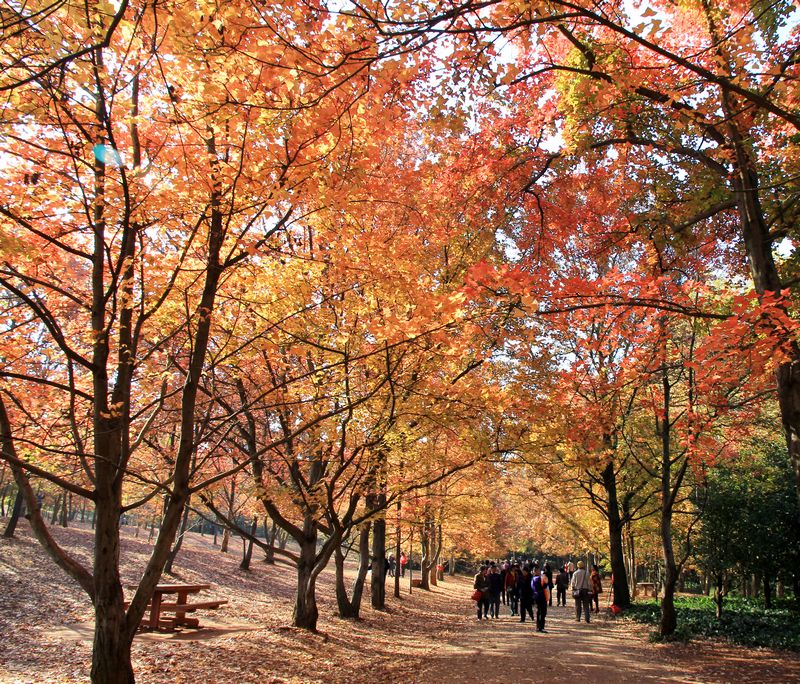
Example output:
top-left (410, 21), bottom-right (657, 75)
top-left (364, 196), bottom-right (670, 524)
top-left (624, 596), bottom-right (800, 650)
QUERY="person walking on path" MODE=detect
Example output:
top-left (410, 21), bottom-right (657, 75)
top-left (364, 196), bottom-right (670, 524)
top-left (474, 565), bottom-right (490, 620)
top-left (570, 560), bottom-right (592, 623)
top-left (399, 551), bottom-right (407, 577)
top-left (555, 565), bottom-right (569, 606)
top-left (487, 563), bottom-right (503, 619)
top-left (532, 567), bottom-right (549, 632)
top-left (543, 562), bottom-right (554, 607)
top-left (518, 565), bottom-right (535, 624)
top-left (506, 563), bottom-right (520, 616)
top-left (590, 564), bottom-right (603, 614)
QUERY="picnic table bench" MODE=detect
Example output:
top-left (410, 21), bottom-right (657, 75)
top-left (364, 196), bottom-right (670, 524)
top-left (126, 583), bottom-right (228, 631)
top-left (637, 582), bottom-right (658, 598)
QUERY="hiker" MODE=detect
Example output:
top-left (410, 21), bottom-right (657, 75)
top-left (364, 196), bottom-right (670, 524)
top-left (570, 560), bottom-right (592, 623)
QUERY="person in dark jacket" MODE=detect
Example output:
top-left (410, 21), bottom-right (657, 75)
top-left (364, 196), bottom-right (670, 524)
top-left (487, 563), bottom-right (503, 618)
top-left (518, 565), bottom-right (535, 623)
top-left (555, 566), bottom-right (570, 606)
top-left (532, 567), bottom-right (549, 632)
top-left (473, 565), bottom-right (490, 620)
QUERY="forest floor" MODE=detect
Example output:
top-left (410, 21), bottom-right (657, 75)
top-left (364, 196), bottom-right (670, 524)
top-left (2, 522), bottom-right (800, 683)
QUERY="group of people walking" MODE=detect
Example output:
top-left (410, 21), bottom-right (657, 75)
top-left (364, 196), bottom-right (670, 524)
top-left (473, 559), bottom-right (604, 631)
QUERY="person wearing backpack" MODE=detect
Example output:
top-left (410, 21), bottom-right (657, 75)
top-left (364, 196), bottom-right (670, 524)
top-left (532, 567), bottom-right (550, 632)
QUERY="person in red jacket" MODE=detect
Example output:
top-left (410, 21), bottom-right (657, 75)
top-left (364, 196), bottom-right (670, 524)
top-left (399, 551), bottom-right (407, 577)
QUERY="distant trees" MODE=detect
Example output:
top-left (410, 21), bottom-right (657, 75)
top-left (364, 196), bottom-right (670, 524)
top-left (694, 437), bottom-right (800, 617)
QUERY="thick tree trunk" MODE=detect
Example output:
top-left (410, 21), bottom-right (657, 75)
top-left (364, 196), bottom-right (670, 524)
top-left (92, 598), bottom-right (134, 684)
top-left (601, 461), bottom-right (631, 607)
top-left (369, 492), bottom-right (387, 609)
top-left (293, 519), bottom-right (320, 630)
top-left (91, 487), bottom-right (135, 684)
top-left (659, 524), bottom-right (679, 636)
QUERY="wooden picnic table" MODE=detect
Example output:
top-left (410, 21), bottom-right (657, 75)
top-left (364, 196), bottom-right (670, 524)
top-left (637, 581), bottom-right (658, 598)
top-left (128, 583), bottom-right (227, 631)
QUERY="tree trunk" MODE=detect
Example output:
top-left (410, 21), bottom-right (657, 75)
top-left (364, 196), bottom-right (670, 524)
top-left (264, 517), bottom-right (277, 564)
top-left (293, 512), bottom-right (321, 630)
top-left (2, 487), bottom-right (24, 538)
top-left (419, 521), bottom-right (431, 591)
top-left (763, 574), bottom-right (772, 609)
top-left (658, 366), bottom-right (682, 637)
top-left (602, 461), bottom-right (631, 607)
top-left (239, 517), bottom-right (257, 571)
top-left (369, 492), bottom-right (387, 609)
top-left (394, 505), bottom-right (402, 599)
top-left (50, 492), bottom-right (62, 525)
top-left (659, 533), bottom-right (679, 636)
top-left (428, 522), bottom-right (438, 587)
top-left (60, 492), bottom-right (70, 527)
top-left (164, 498), bottom-right (191, 575)
top-left (220, 527), bottom-right (230, 553)
top-left (91, 485), bottom-right (135, 684)
top-left (715, 574), bottom-right (724, 619)
top-left (335, 523), bottom-right (371, 618)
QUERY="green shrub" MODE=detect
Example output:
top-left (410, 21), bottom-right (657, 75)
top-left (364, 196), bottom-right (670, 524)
top-left (624, 597), bottom-right (800, 651)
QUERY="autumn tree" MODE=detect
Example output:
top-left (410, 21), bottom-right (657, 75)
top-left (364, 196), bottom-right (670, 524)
top-left (0, 0), bottom-right (398, 679)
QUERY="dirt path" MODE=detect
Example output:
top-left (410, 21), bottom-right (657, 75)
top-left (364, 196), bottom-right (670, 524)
top-left (4, 525), bottom-right (800, 684)
top-left (408, 582), bottom-right (800, 684)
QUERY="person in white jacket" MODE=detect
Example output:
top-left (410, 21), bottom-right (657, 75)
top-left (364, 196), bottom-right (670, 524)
top-left (570, 560), bottom-right (592, 623)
